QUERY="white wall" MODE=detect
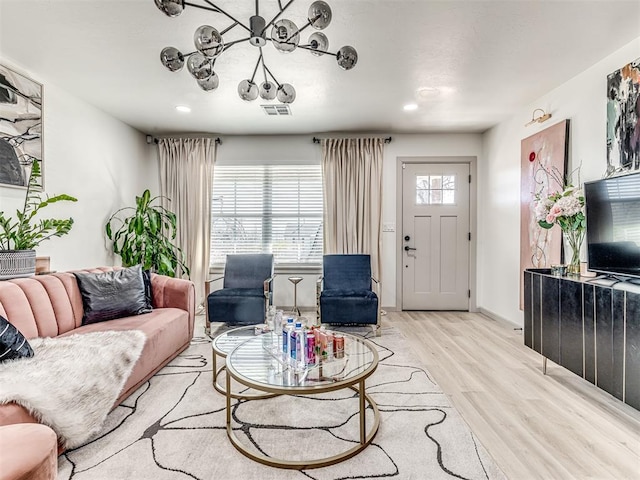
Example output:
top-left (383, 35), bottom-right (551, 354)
top-left (215, 133), bottom-right (483, 309)
top-left (480, 37), bottom-right (640, 326)
top-left (0, 58), bottom-right (157, 271)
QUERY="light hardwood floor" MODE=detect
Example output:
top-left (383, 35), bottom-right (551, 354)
top-left (386, 311), bottom-right (640, 480)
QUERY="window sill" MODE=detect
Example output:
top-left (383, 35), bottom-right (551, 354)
top-left (209, 264), bottom-right (322, 276)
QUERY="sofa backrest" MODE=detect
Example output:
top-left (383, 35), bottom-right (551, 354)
top-left (0, 267), bottom-right (116, 339)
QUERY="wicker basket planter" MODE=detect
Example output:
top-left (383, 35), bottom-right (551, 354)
top-left (0, 250), bottom-right (37, 280)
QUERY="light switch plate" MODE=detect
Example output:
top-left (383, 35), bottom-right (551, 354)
top-left (383, 223), bottom-right (395, 232)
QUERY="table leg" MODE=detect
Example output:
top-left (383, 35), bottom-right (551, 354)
top-left (359, 379), bottom-right (365, 445)
top-left (226, 372), bottom-right (231, 427)
top-left (212, 351), bottom-right (217, 387)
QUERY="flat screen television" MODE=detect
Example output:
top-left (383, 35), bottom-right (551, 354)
top-left (584, 171), bottom-right (640, 279)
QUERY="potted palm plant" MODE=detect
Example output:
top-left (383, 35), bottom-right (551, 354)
top-left (105, 189), bottom-right (189, 278)
top-left (0, 159), bottom-right (77, 279)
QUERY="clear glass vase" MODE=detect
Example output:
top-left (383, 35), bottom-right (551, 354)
top-left (563, 228), bottom-right (585, 276)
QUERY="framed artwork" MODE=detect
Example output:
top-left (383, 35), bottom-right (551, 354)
top-left (519, 119), bottom-right (570, 309)
top-left (607, 58), bottom-right (640, 172)
top-left (0, 64), bottom-right (43, 189)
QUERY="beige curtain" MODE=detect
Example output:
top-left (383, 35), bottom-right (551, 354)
top-left (321, 138), bottom-right (384, 280)
top-left (158, 138), bottom-right (216, 308)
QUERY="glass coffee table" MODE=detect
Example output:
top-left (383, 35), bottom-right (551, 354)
top-left (224, 331), bottom-right (380, 469)
top-left (212, 325), bottom-right (275, 399)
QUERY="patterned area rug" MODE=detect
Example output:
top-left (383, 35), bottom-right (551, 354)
top-left (58, 320), bottom-right (506, 480)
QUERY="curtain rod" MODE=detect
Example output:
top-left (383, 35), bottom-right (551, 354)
top-left (312, 136), bottom-right (392, 144)
top-left (146, 135), bottom-right (222, 145)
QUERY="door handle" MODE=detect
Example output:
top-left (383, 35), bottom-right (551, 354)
top-left (404, 246), bottom-right (416, 251)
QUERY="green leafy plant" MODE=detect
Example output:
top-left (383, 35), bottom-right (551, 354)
top-left (105, 189), bottom-right (189, 278)
top-left (0, 160), bottom-right (77, 250)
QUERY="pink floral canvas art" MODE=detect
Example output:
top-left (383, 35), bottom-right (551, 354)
top-left (519, 119), bottom-right (569, 309)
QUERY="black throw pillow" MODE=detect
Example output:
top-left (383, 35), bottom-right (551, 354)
top-left (74, 265), bottom-right (152, 325)
top-left (0, 315), bottom-right (34, 362)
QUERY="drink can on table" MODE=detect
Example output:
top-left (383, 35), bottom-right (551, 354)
top-left (334, 334), bottom-right (345, 359)
top-left (306, 332), bottom-right (316, 365)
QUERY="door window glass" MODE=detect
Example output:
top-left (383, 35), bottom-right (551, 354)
top-left (416, 175), bottom-right (456, 205)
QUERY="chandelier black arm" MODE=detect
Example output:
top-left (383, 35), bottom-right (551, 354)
top-left (249, 53), bottom-right (263, 83)
top-left (261, 0), bottom-right (297, 35)
top-left (297, 44), bottom-right (337, 57)
top-left (201, 0), bottom-right (251, 32)
top-left (282, 18), bottom-right (313, 43)
top-left (260, 48), bottom-right (270, 84)
top-left (262, 62), bottom-right (282, 88)
top-left (220, 22), bottom-right (240, 35)
top-left (222, 37), bottom-right (251, 52)
top-left (184, 1), bottom-right (220, 13)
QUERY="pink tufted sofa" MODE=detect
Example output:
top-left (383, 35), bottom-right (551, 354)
top-left (0, 267), bottom-right (195, 448)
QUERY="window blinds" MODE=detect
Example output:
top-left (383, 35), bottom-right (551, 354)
top-left (211, 165), bottom-right (323, 265)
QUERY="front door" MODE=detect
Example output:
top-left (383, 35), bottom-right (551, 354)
top-left (402, 163), bottom-right (470, 310)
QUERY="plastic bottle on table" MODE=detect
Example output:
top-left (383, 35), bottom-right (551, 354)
top-left (272, 310), bottom-right (283, 354)
top-left (274, 310), bottom-right (283, 334)
top-left (266, 305), bottom-right (276, 331)
top-left (289, 318), bottom-right (298, 366)
top-left (283, 317), bottom-right (294, 363)
top-left (292, 322), bottom-right (306, 371)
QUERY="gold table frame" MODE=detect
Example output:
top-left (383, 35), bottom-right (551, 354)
top-left (212, 325), bottom-right (275, 400)
top-left (224, 334), bottom-right (380, 469)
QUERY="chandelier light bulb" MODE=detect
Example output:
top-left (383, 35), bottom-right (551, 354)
top-left (308, 32), bottom-right (328, 56)
top-left (308, 1), bottom-right (332, 30)
top-left (277, 83), bottom-right (296, 104)
top-left (198, 72), bottom-right (220, 91)
top-left (336, 45), bottom-right (358, 70)
top-left (238, 79), bottom-right (259, 101)
top-left (259, 81), bottom-right (277, 100)
top-left (187, 53), bottom-right (214, 80)
top-left (154, 0), bottom-right (185, 18)
top-left (194, 25), bottom-right (224, 58)
top-left (271, 19), bottom-right (300, 53)
top-left (160, 46), bottom-right (185, 72)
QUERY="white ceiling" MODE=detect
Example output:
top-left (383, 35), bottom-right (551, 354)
top-left (1, 0), bottom-right (639, 136)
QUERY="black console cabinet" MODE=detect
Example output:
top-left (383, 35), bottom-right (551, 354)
top-left (524, 269), bottom-right (640, 411)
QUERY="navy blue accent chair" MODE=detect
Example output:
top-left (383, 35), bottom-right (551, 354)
top-left (317, 254), bottom-right (380, 331)
top-left (207, 254), bottom-right (274, 325)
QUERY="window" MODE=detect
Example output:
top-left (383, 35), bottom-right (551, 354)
top-left (416, 175), bottom-right (456, 205)
top-left (210, 165), bottom-right (323, 265)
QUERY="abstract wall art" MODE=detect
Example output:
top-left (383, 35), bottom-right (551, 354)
top-left (520, 119), bottom-right (570, 309)
top-left (0, 65), bottom-right (43, 189)
top-left (607, 58), bottom-right (640, 172)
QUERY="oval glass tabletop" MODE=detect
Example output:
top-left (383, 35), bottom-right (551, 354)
top-left (212, 325), bottom-right (260, 356)
top-left (226, 331), bottom-right (378, 394)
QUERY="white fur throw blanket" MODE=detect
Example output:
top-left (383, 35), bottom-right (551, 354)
top-left (0, 330), bottom-right (146, 449)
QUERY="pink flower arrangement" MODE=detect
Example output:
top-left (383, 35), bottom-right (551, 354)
top-left (534, 175), bottom-right (586, 273)
top-left (535, 185), bottom-right (585, 231)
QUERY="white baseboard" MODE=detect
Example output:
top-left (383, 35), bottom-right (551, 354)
top-left (479, 307), bottom-right (523, 329)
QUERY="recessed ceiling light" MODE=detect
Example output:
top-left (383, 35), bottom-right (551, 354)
top-left (175, 105), bottom-right (191, 113)
top-left (403, 104), bottom-right (418, 111)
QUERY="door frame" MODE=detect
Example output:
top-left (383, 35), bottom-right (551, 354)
top-left (395, 156), bottom-right (478, 312)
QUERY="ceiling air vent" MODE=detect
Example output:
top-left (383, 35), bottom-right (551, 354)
top-left (261, 104), bottom-right (292, 116)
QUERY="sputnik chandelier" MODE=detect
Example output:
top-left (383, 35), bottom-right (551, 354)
top-left (154, 0), bottom-right (358, 104)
